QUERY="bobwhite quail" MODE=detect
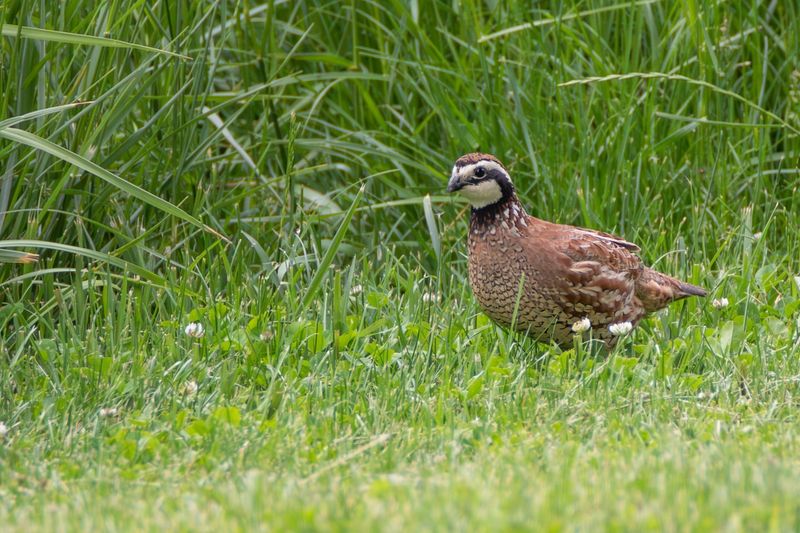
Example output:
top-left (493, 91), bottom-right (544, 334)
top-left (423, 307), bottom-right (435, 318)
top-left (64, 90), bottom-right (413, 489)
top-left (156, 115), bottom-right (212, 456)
top-left (447, 152), bottom-right (706, 348)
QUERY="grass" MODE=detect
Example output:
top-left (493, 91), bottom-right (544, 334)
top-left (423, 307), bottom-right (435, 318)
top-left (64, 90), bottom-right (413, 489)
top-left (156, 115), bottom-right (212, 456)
top-left (1, 0), bottom-right (800, 530)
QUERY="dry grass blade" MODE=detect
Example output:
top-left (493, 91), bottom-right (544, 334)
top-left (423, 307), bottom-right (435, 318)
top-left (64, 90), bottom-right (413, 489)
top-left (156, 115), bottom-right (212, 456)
top-left (479, 0), bottom-right (662, 42)
top-left (558, 72), bottom-right (800, 136)
top-left (0, 249), bottom-right (39, 263)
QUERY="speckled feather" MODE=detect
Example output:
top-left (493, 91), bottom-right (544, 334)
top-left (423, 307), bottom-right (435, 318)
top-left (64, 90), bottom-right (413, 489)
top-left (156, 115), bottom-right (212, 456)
top-left (454, 153), bottom-right (706, 348)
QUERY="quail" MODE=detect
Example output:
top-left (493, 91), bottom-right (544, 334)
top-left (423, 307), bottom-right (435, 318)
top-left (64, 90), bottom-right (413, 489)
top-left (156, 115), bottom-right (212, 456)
top-left (447, 152), bottom-right (706, 348)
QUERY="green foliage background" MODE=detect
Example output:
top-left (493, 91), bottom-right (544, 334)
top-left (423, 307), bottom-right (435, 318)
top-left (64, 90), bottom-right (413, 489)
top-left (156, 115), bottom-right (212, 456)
top-left (1, 0), bottom-right (800, 530)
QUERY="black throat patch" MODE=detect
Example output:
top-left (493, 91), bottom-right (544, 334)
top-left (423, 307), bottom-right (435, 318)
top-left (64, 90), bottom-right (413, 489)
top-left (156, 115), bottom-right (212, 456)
top-left (469, 195), bottom-right (528, 236)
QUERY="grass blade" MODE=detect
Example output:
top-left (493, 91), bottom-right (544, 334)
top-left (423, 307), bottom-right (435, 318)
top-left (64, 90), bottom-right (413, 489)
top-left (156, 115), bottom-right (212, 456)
top-left (0, 127), bottom-right (228, 241)
top-left (300, 185), bottom-right (364, 312)
top-left (558, 72), bottom-right (800, 136)
top-left (423, 194), bottom-right (441, 263)
top-left (479, 0), bottom-right (662, 42)
top-left (0, 102), bottom-right (92, 130)
top-left (0, 239), bottom-right (161, 283)
top-left (1, 23), bottom-right (191, 60)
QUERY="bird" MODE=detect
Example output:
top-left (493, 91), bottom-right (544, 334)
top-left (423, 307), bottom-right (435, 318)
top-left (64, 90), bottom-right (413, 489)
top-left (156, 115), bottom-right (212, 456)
top-left (447, 152), bottom-right (706, 349)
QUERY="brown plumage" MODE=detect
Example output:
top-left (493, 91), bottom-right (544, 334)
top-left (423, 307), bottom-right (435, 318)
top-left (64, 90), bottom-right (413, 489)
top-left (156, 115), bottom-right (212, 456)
top-left (447, 152), bottom-right (706, 348)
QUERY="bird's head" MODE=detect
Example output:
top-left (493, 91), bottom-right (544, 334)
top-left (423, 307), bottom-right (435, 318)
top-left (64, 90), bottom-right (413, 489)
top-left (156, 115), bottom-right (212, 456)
top-left (447, 153), bottom-right (514, 209)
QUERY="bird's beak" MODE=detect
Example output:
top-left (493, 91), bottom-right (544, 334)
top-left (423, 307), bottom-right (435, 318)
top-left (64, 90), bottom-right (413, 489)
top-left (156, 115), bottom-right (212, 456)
top-left (447, 172), bottom-right (463, 193)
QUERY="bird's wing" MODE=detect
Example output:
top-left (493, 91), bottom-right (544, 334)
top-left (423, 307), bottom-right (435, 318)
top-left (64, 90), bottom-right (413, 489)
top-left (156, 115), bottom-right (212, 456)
top-left (571, 226), bottom-right (640, 252)
top-left (525, 224), bottom-right (644, 325)
top-left (559, 229), bottom-right (643, 272)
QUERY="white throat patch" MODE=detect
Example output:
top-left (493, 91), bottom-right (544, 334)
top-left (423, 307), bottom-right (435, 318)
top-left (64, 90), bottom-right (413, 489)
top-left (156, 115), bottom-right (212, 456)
top-left (452, 161), bottom-right (510, 209)
top-left (459, 179), bottom-right (503, 209)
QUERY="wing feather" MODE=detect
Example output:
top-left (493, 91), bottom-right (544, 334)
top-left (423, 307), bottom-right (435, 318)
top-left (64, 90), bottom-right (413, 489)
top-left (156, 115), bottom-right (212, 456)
top-left (522, 221), bottom-right (644, 327)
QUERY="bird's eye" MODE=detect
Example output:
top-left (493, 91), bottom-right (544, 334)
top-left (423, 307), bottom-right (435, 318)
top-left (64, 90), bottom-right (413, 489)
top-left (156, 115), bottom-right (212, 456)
top-left (474, 167), bottom-right (485, 178)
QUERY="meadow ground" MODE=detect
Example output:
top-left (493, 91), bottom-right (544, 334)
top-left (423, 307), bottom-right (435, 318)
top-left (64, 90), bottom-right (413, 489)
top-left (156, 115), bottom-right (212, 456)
top-left (2, 1), bottom-right (800, 530)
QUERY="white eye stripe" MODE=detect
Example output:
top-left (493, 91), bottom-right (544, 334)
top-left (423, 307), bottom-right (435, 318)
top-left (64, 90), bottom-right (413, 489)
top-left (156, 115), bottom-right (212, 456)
top-left (456, 161), bottom-right (510, 181)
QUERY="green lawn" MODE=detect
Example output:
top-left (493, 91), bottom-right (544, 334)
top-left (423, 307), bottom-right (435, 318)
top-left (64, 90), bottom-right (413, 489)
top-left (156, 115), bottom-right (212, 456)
top-left (2, 1), bottom-right (800, 530)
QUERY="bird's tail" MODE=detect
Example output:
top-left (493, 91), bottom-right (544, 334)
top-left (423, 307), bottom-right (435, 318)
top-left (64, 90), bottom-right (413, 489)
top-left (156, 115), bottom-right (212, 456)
top-left (676, 280), bottom-right (707, 298)
top-left (637, 269), bottom-right (707, 313)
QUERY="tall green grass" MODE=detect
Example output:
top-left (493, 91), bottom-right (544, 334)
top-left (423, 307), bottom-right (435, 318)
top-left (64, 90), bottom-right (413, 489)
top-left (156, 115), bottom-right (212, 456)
top-left (1, 0), bottom-right (800, 530)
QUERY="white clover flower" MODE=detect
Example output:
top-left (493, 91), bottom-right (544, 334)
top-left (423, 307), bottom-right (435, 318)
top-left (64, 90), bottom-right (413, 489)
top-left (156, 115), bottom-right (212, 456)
top-left (712, 297), bottom-right (729, 309)
top-left (608, 322), bottom-right (633, 336)
top-left (0, 422), bottom-right (8, 438)
top-left (182, 380), bottom-right (198, 396)
top-left (99, 407), bottom-right (118, 417)
top-left (571, 317), bottom-right (591, 333)
top-left (349, 284), bottom-right (363, 296)
top-left (422, 292), bottom-right (440, 303)
top-left (184, 322), bottom-right (205, 338)
top-left (259, 331), bottom-right (274, 341)
top-left (753, 232), bottom-right (763, 241)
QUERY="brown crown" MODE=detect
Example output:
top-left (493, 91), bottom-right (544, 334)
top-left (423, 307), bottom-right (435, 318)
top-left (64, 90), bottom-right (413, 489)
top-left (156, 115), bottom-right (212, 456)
top-left (454, 152), bottom-right (505, 169)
